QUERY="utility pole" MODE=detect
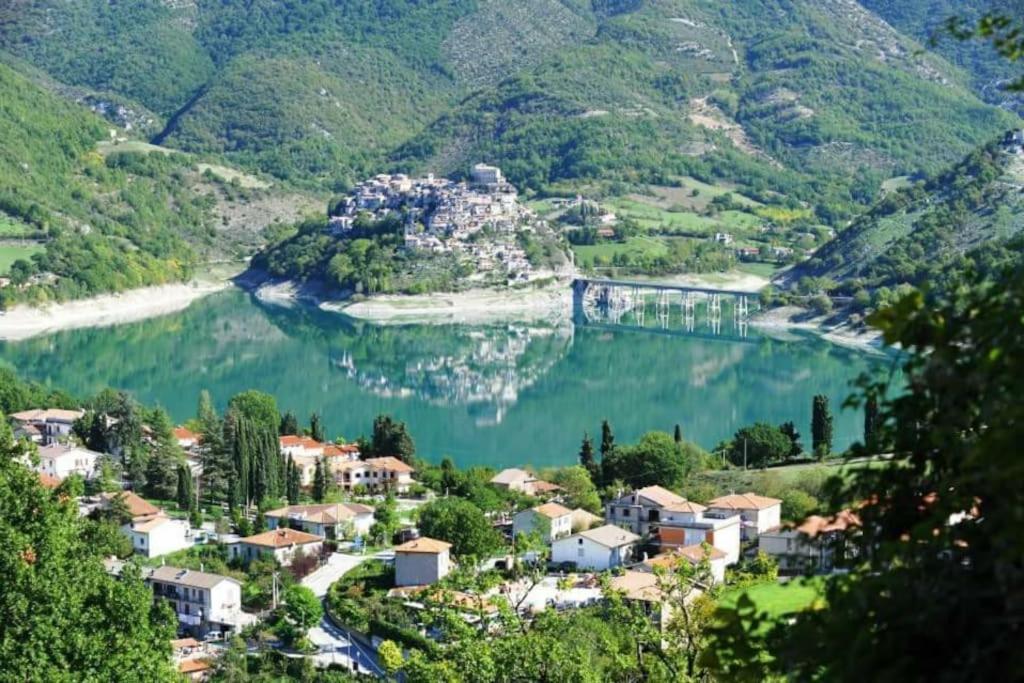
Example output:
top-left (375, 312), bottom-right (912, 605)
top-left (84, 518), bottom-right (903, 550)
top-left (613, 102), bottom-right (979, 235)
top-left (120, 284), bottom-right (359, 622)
top-left (743, 438), bottom-right (748, 471)
top-left (272, 571), bottom-right (279, 610)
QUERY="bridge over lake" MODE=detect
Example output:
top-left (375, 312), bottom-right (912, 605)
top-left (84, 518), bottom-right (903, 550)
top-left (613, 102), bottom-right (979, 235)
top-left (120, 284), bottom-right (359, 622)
top-left (572, 277), bottom-right (762, 342)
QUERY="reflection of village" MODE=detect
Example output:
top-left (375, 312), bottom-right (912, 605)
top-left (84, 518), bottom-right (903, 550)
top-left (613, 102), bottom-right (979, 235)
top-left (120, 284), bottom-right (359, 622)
top-left (331, 323), bottom-right (574, 425)
top-left (329, 164), bottom-right (544, 282)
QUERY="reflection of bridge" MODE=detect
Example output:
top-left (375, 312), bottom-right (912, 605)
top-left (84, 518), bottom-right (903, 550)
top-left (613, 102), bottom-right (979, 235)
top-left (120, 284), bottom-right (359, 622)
top-left (572, 278), bottom-right (761, 342)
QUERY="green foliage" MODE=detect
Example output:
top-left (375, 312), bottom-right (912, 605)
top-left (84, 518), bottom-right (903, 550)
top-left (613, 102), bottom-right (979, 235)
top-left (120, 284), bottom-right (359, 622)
top-left (417, 497), bottom-right (503, 560)
top-left (0, 416), bottom-right (178, 680)
top-left (227, 390), bottom-right (280, 434)
top-left (728, 422), bottom-right (795, 469)
top-left (811, 395), bottom-right (835, 459)
top-left (601, 430), bottom-right (705, 490)
top-left (367, 414), bottom-right (416, 462)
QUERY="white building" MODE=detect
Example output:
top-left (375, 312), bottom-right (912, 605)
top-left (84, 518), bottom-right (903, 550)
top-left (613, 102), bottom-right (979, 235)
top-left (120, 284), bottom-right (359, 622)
top-left (513, 502), bottom-right (573, 542)
top-left (640, 545), bottom-right (729, 585)
top-left (471, 163), bottom-right (504, 187)
top-left (149, 566), bottom-right (247, 638)
top-left (333, 456), bottom-right (415, 493)
top-left (707, 492), bottom-right (783, 541)
top-left (758, 509), bottom-right (859, 574)
top-left (606, 485), bottom-right (691, 536)
top-left (264, 502), bottom-right (375, 539)
top-left (654, 501), bottom-right (743, 565)
top-left (551, 524), bottom-right (640, 571)
top-left (127, 515), bottom-right (194, 558)
top-left (233, 528), bottom-right (324, 566)
top-left (34, 443), bottom-right (102, 481)
top-left (395, 537), bottom-right (453, 587)
top-left (9, 408), bottom-right (85, 445)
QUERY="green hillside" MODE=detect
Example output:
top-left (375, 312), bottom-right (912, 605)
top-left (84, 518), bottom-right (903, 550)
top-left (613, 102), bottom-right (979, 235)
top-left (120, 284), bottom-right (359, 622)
top-left (0, 61), bottom-right (320, 308)
top-left (1, 0), bottom-right (1017, 221)
top-left (798, 133), bottom-right (1024, 293)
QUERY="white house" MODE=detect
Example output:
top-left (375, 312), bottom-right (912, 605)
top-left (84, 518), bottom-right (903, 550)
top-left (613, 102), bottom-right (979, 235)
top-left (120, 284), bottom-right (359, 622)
top-left (551, 524), bottom-right (640, 571)
top-left (233, 528), bottom-right (324, 566)
top-left (264, 503), bottom-right (375, 540)
top-left (394, 537), bottom-right (453, 587)
top-left (9, 408), bottom-right (84, 445)
top-left (148, 566), bottom-right (248, 638)
top-left (758, 510), bottom-right (860, 574)
top-left (34, 443), bottom-right (102, 481)
top-left (707, 492), bottom-right (783, 541)
top-left (334, 456), bottom-right (415, 493)
top-left (513, 502), bottom-right (573, 542)
top-left (640, 545), bottom-right (729, 585)
top-left (606, 485), bottom-right (690, 536)
top-left (654, 512), bottom-right (742, 565)
top-left (127, 515), bottom-right (194, 558)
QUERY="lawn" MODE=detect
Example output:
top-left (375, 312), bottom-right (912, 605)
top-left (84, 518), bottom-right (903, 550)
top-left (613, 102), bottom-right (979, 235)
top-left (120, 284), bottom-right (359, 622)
top-left (736, 261), bottom-right (782, 279)
top-left (0, 243), bottom-right (43, 275)
top-left (719, 577), bottom-right (825, 618)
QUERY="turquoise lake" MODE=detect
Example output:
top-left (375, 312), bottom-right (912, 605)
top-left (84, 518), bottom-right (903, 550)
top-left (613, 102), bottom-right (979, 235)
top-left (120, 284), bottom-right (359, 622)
top-left (0, 289), bottom-right (897, 469)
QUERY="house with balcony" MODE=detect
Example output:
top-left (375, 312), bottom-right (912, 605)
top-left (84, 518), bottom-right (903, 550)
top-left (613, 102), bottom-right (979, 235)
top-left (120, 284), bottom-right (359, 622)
top-left (334, 456), bottom-right (415, 493)
top-left (9, 408), bottom-right (85, 445)
top-left (149, 566), bottom-right (247, 639)
top-left (605, 485), bottom-right (691, 536)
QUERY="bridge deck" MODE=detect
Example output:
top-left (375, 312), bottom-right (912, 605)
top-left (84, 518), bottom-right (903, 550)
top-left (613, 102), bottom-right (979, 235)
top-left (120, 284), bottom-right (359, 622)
top-left (574, 278), bottom-right (757, 297)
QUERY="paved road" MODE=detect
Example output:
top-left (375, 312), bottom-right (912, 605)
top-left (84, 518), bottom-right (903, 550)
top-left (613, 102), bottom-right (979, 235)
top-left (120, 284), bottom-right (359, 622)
top-left (301, 553), bottom-right (367, 598)
top-left (309, 612), bottom-right (385, 677)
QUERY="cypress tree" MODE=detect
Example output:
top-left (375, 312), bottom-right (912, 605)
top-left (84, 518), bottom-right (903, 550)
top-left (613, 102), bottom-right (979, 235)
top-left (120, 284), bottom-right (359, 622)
top-left (673, 424), bottom-right (683, 444)
top-left (313, 458), bottom-right (327, 503)
top-left (176, 463), bottom-right (194, 510)
top-left (812, 394), bottom-right (834, 459)
top-left (310, 413), bottom-right (325, 443)
top-left (279, 410), bottom-right (299, 436)
top-left (286, 456), bottom-right (300, 504)
top-left (600, 420), bottom-right (615, 458)
top-left (864, 394), bottom-right (880, 454)
top-left (579, 432), bottom-right (599, 482)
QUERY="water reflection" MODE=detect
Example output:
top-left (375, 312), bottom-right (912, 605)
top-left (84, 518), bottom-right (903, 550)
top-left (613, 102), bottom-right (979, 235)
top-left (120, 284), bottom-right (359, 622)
top-left (0, 289), bottom-right (895, 468)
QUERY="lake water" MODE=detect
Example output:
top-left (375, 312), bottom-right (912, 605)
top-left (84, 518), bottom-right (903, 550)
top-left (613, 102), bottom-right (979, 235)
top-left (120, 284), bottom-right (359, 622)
top-left (0, 289), bottom-right (896, 469)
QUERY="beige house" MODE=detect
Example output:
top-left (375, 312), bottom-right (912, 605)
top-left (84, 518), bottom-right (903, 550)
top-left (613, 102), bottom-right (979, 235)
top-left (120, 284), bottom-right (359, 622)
top-left (707, 492), bottom-right (783, 541)
top-left (513, 502), bottom-right (573, 542)
top-left (264, 502), bottom-right (375, 539)
top-left (334, 456), bottom-right (415, 493)
top-left (639, 545), bottom-right (729, 585)
top-left (233, 528), bottom-right (324, 566)
top-left (570, 508), bottom-right (603, 533)
top-left (394, 537), bottom-right (452, 587)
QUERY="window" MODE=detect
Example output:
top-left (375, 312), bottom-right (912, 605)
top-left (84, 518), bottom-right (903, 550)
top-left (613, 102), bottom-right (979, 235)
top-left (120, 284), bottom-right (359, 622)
top-left (578, 548), bottom-right (585, 558)
top-left (621, 508), bottom-right (630, 518)
top-left (578, 538), bottom-right (584, 545)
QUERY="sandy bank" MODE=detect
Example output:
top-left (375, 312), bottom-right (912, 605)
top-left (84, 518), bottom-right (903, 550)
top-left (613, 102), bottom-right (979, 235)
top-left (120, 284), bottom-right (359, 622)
top-left (324, 285), bottom-right (573, 325)
top-left (751, 305), bottom-right (885, 352)
top-left (0, 280), bottom-right (229, 341)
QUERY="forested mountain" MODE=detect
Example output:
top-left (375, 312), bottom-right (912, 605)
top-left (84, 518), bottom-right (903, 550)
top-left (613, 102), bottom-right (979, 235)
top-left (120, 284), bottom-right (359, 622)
top-left (798, 133), bottom-right (1024, 293)
top-left (0, 59), bottom-right (318, 308)
top-left (1, 0), bottom-right (1018, 222)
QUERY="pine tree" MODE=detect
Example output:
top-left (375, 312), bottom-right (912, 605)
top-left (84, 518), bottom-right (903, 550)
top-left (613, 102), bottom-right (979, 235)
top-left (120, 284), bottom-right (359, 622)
top-left (812, 394), bottom-right (834, 459)
top-left (313, 458), bottom-right (327, 503)
top-left (197, 391), bottom-right (229, 505)
top-left (309, 413), bottom-right (324, 443)
top-left (144, 408), bottom-right (181, 501)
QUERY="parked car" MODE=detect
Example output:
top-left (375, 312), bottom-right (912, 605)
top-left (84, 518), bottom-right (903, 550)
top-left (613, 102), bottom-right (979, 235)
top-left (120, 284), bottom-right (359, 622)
top-left (393, 527), bottom-right (420, 544)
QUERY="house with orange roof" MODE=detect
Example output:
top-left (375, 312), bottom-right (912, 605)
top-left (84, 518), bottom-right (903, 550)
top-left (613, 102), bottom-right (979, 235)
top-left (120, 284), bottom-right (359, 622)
top-left (279, 434), bottom-right (325, 458)
top-left (99, 490), bottom-right (162, 521)
top-left (707, 492), bottom-right (783, 541)
top-left (232, 528), bottom-right (324, 566)
top-left (173, 426), bottom-right (200, 451)
top-left (264, 502), bottom-right (375, 539)
top-left (513, 502), bottom-right (573, 542)
top-left (395, 537), bottom-right (452, 587)
top-left (639, 544), bottom-right (729, 584)
top-left (758, 509), bottom-right (860, 573)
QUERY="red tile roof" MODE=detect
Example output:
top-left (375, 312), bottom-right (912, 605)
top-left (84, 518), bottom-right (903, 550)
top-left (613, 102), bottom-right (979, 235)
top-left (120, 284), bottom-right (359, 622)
top-left (38, 473), bottom-right (61, 489)
top-left (708, 492), bottom-right (782, 511)
top-left (241, 527), bottom-right (323, 548)
top-left (395, 537), bottom-right (451, 554)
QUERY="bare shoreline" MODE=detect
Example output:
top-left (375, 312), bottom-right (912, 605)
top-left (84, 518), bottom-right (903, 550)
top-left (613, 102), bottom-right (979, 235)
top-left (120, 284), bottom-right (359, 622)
top-left (0, 280), bottom-right (230, 341)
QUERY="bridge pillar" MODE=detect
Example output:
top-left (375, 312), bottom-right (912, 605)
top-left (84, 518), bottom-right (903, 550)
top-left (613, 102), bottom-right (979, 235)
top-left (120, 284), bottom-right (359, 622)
top-left (572, 279), bottom-right (589, 325)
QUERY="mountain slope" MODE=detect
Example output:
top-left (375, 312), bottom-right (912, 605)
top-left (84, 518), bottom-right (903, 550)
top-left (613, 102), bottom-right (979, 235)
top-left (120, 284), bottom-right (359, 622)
top-left (1, 0), bottom-right (1017, 222)
top-left (0, 60), bottom-right (318, 308)
top-left (799, 133), bottom-right (1024, 292)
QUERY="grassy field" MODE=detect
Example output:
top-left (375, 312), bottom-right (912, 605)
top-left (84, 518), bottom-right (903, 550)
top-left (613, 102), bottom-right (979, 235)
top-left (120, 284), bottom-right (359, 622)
top-left (719, 577), bottom-right (825, 619)
top-left (736, 261), bottom-right (782, 278)
top-left (197, 163), bottom-right (270, 189)
top-left (0, 243), bottom-right (43, 275)
top-left (572, 235), bottom-right (669, 266)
